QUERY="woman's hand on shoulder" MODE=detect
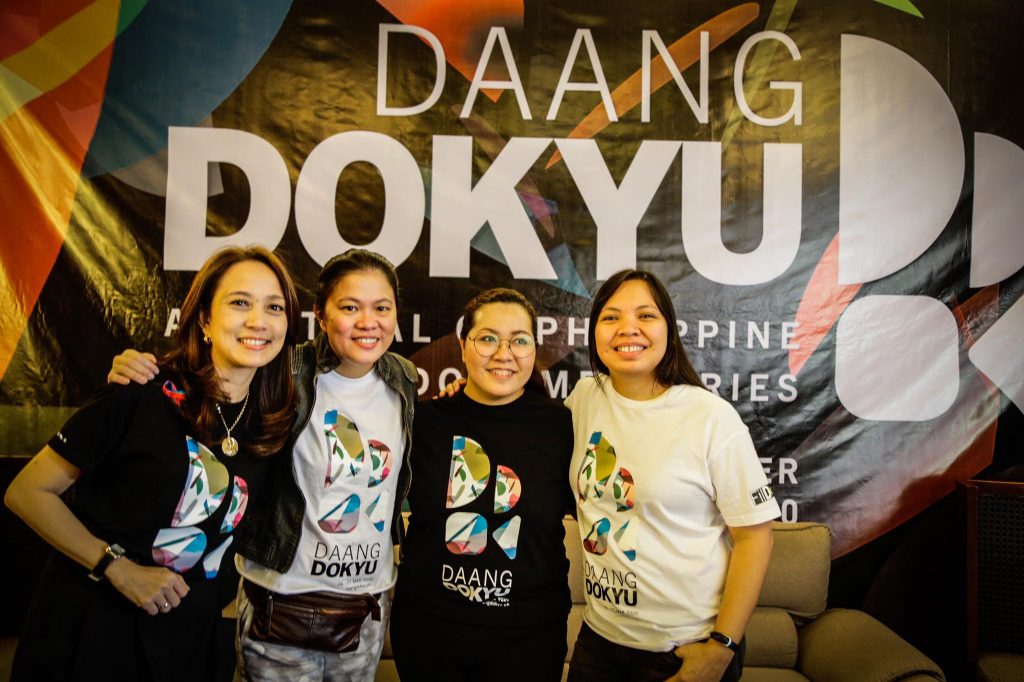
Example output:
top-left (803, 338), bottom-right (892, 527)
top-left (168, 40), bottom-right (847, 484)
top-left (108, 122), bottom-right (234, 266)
top-left (107, 350), bottom-right (159, 386)
top-left (105, 559), bottom-right (190, 615)
top-left (433, 377), bottom-right (466, 400)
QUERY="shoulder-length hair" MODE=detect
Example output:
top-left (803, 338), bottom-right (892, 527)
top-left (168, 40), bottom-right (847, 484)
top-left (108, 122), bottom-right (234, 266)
top-left (587, 269), bottom-right (705, 390)
top-left (162, 246), bottom-right (300, 456)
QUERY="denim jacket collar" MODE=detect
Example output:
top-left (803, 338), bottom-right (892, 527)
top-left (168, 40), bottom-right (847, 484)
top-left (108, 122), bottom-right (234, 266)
top-left (312, 332), bottom-right (341, 373)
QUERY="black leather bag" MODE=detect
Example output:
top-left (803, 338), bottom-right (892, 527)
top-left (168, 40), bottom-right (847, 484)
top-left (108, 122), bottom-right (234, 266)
top-left (243, 580), bottom-right (382, 653)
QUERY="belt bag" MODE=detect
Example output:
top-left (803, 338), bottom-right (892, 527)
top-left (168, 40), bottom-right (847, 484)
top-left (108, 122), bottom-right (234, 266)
top-left (244, 580), bottom-right (382, 653)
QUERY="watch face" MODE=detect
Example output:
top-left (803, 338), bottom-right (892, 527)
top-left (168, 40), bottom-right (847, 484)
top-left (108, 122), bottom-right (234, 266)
top-left (89, 544), bottom-right (126, 582)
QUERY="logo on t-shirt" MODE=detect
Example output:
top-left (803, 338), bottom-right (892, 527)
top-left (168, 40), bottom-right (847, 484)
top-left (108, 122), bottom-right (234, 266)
top-left (441, 435), bottom-right (521, 606)
top-left (577, 431), bottom-right (640, 613)
top-left (152, 436), bottom-right (248, 579)
top-left (751, 485), bottom-right (775, 505)
top-left (318, 410), bottom-right (394, 534)
top-left (577, 431), bottom-right (637, 560)
top-left (444, 435), bottom-right (522, 558)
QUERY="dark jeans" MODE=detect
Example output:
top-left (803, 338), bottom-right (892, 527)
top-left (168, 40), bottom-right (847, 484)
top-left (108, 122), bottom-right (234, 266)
top-left (567, 622), bottom-right (744, 682)
top-left (390, 595), bottom-right (568, 682)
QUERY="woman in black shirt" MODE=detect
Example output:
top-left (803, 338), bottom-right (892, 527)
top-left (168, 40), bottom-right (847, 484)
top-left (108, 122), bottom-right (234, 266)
top-left (391, 288), bottom-right (574, 682)
top-left (5, 246), bottom-right (300, 681)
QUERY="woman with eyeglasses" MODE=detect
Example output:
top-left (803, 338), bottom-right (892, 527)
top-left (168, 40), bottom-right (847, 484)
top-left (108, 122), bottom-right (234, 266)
top-left (389, 288), bottom-right (574, 682)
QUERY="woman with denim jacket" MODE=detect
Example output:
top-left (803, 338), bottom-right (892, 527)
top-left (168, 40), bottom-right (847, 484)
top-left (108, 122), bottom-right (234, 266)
top-left (110, 249), bottom-right (417, 681)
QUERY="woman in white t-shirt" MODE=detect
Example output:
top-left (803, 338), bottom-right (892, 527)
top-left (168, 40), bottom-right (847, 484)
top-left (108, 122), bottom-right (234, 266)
top-left (565, 269), bottom-right (781, 682)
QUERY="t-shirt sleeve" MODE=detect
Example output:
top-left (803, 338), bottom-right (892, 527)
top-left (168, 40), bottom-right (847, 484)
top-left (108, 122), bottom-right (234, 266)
top-left (564, 376), bottom-right (595, 432)
top-left (564, 385), bottom-right (579, 411)
top-left (48, 383), bottom-right (143, 474)
top-left (706, 411), bottom-right (781, 527)
top-left (557, 407), bottom-right (577, 517)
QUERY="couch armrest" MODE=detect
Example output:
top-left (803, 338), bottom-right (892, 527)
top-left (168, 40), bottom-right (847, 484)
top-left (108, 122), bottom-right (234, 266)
top-left (797, 609), bottom-right (945, 682)
top-left (746, 607), bottom-right (798, 668)
top-left (977, 652), bottom-right (1024, 682)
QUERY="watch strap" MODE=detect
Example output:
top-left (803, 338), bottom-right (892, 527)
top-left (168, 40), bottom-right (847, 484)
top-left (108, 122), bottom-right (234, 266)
top-left (708, 630), bottom-right (739, 653)
top-left (88, 543), bottom-right (126, 582)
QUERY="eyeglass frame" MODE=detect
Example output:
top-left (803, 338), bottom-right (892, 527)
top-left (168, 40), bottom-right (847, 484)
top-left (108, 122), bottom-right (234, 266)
top-left (465, 332), bottom-right (537, 358)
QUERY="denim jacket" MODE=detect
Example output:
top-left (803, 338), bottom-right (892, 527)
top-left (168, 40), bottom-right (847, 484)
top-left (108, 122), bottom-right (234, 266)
top-left (235, 333), bottom-right (418, 573)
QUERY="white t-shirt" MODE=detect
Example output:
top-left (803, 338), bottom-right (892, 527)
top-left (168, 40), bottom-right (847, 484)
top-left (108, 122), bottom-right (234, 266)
top-left (565, 376), bottom-right (781, 651)
top-left (239, 369), bottom-right (404, 595)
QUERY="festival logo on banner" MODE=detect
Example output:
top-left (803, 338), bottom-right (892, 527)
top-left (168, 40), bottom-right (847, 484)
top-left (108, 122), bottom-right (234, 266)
top-left (1, 0), bottom-right (1021, 558)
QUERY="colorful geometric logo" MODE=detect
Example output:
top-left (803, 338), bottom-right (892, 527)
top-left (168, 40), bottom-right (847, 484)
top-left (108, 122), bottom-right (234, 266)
top-left (577, 432), bottom-right (636, 561)
top-left (444, 435), bottom-right (522, 559)
top-left (318, 410), bottom-right (394, 534)
top-left (151, 435), bottom-right (247, 578)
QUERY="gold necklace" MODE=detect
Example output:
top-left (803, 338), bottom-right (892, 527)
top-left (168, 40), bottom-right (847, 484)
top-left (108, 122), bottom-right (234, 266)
top-left (216, 391), bottom-right (249, 456)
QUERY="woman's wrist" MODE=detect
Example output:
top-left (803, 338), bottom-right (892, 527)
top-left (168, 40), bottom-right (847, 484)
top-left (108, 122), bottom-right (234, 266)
top-left (103, 554), bottom-right (134, 586)
top-left (87, 542), bottom-right (126, 581)
top-left (707, 630), bottom-right (739, 653)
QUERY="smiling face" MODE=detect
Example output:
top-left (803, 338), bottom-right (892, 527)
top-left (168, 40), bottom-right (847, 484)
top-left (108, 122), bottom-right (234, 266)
top-left (461, 302), bottom-right (536, 406)
top-left (316, 269), bottom-right (397, 378)
top-left (594, 279), bottom-right (669, 399)
top-left (201, 260), bottom-right (288, 387)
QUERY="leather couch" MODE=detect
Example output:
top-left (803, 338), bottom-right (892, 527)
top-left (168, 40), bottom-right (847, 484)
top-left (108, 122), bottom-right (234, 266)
top-left (376, 519), bottom-right (946, 682)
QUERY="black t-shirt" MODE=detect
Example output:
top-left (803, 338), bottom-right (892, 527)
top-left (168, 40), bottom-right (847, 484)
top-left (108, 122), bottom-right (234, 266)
top-left (16, 374), bottom-right (275, 680)
top-left (48, 374), bottom-right (272, 589)
top-left (398, 388), bottom-right (574, 626)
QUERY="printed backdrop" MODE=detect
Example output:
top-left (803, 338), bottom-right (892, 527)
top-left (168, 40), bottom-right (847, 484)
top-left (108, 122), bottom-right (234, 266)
top-left (2, 0), bottom-right (1022, 565)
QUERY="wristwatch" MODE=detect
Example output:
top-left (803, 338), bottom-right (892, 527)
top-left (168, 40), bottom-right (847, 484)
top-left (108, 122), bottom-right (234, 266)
top-left (708, 630), bottom-right (739, 653)
top-left (88, 543), bottom-right (126, 582)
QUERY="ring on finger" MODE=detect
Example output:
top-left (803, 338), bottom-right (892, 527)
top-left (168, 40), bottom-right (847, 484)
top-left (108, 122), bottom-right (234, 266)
top-left (162, 602), bottom-right (171, 610)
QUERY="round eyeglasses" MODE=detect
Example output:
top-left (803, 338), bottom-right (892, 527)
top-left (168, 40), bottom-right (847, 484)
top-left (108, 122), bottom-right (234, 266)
top-left (467, 333), bottom-right (537, 358)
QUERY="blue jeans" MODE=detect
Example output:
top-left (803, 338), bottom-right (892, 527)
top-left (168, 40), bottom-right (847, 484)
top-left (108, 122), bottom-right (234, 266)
top-left (236, 586), bottom-right (391, 682)
top-left (567, 622), bottom-right (744, 682)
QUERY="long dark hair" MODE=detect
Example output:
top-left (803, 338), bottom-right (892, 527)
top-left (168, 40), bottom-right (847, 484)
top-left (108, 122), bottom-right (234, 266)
top-left (162, 246), bottom-right (300, 456)
top-left (587, 270), bottom-right (704, 390)
top-left (460, 287), bottom-right (544, 390)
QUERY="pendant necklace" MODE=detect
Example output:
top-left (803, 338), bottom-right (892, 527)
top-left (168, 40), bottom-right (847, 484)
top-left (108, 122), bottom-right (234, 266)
top-left (216, 391), bottom-right (249, 456)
